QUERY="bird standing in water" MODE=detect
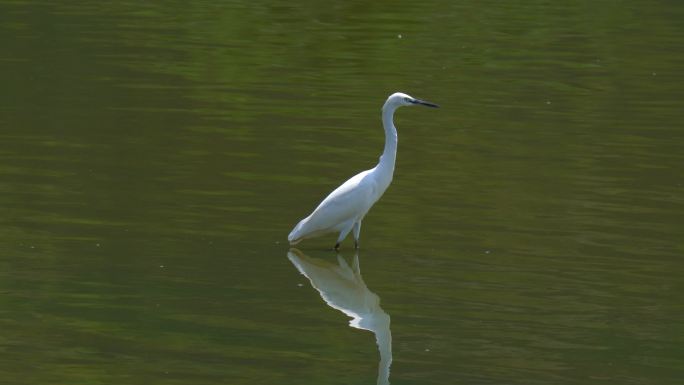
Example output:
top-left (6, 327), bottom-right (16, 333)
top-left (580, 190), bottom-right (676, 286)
top-left (288, 92), bottom-right (439, 250)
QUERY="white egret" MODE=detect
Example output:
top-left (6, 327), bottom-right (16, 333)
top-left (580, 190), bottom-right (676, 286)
top-left (288, 92), bottom-right (439, 250)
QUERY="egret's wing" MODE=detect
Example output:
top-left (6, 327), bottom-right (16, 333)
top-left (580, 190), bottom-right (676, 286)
top-left (294, 170), bottom-right (376, 237)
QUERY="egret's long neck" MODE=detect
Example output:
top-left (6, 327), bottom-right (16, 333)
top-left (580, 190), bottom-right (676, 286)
top-left (378, 105), bottom-right (398, 173)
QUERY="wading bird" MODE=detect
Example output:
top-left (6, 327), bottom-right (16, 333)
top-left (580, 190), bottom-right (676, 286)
top-left (288, 92), bottom-right (439, 250)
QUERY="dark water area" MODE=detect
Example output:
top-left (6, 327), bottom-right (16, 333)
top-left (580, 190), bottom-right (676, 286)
top-left (1, 1), bottom-right (683, 384)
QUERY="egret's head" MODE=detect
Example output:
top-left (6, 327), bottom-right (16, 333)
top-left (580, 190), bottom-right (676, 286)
top-left (383, 92), bottom-right (439, 110)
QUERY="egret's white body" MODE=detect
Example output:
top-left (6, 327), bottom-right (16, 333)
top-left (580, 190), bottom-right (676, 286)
top-left (288, 92), bottom-right (438, 249)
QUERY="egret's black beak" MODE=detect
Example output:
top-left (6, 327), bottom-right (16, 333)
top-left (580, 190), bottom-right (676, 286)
top-left (411, 98), bottom-right (440, 108)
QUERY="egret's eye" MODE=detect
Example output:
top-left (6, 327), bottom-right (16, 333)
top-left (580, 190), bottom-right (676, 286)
top-left (404, 97), bottom-right (411, 103)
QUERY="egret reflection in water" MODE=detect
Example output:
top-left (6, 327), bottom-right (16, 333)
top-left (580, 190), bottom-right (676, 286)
top-left (287, 249), bottom-right (392, 385)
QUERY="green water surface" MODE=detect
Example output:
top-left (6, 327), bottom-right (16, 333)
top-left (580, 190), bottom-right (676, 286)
top-left (1, 1), bottom-right (683, 384)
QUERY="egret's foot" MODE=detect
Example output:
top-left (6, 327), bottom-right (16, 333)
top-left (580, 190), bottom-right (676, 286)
top-left (334, 243), bottom-right (340, 251)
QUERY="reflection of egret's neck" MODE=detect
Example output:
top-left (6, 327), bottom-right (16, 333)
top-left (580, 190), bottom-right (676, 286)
top-left (373, 313), bottom-right (392, 385)
top-left (287, 249), bottom-right (392, 385)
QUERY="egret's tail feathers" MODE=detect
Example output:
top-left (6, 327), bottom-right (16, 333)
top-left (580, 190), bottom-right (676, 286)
top-left (288, 219), bottom-right (306, 245)
top-left (288, 215), bottom-right (331, 245)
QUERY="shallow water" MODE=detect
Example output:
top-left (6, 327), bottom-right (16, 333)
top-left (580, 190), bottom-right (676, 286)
top-left (1, 1), bottom-right (683, 384)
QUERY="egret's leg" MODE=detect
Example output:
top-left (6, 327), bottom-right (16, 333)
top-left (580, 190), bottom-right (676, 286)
top-left (334, 220), bottom-right (355, 250)
top-left (353, 221), bottom-right (362, 249)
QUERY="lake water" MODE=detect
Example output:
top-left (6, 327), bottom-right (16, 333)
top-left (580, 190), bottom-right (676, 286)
top-left (1, 1), bottom-right (683, 384)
